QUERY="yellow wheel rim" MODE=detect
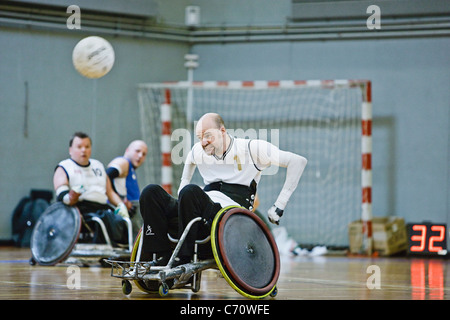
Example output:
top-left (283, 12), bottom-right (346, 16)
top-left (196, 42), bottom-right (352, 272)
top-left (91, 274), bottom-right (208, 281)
top-left (130, 229), bottom-right (158, 293)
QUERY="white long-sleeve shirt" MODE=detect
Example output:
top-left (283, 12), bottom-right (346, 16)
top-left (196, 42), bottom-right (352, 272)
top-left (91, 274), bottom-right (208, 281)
top-left (179, 136), bottom-right (307, 210)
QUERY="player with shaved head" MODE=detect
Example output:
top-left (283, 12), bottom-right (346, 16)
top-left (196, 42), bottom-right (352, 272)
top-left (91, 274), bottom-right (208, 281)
top-left (138, 113), bottom-right (307, 267)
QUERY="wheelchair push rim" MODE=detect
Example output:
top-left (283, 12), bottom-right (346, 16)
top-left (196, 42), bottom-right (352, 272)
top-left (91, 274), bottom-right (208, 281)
top-left (30, 202), bottom-right (81, 266)
top-left (211, 206), bottom-right (280, 299)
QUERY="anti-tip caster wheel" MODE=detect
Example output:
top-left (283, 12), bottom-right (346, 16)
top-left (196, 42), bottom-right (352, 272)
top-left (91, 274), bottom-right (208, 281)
top-left (159, 282), bottom-right (169, 297)
top-left (122, 280), bottom-right (132, 295)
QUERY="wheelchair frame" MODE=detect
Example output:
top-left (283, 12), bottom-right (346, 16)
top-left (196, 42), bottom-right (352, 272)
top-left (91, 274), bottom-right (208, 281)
top-left (65, 214), bottom-right (134, 265)
top-left (106, 217), bottom-right (216, 297)
top-left (105, 206), bottom-right (279, 299)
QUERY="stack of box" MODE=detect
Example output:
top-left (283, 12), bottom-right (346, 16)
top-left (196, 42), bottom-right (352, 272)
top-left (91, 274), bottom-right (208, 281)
top-left (348, 217), bottom-right (407, 256)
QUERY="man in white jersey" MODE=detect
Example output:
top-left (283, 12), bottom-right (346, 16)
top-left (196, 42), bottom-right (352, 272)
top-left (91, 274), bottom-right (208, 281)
top-left (139, 113), bottom-right (307, 266)
top-left (53, 132), bottom-right (129, 243)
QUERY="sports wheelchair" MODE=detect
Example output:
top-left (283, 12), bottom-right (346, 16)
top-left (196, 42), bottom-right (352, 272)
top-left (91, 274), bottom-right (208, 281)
top-left (29, 202), bottom-right (133, 266)
top-left (105, 205), bottom-right (280, 299)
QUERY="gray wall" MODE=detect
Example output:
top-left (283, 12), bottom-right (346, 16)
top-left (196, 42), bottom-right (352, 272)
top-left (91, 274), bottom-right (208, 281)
top-left (1, 0), bottom-right (449, 245)
top-left (192, 38), bottom-right (450, 226)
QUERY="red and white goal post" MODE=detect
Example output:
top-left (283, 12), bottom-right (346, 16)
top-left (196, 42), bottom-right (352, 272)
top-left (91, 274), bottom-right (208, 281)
top-left (138, 79), bottom-right (373, 254)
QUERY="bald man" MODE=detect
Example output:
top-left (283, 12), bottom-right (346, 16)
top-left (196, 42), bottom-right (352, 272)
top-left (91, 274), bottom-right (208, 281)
top-left (138, 113), bottom-right (307, 267)
top-left (107, 140), bottom-right (148, 236)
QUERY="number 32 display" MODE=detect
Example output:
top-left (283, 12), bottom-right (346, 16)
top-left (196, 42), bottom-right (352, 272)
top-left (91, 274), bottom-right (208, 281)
top-left (407, 223), bottom-right (447, 256)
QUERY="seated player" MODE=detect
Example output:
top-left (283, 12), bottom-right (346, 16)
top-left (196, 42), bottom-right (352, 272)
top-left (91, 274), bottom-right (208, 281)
top-left (106, 140), bottom-right (148, 237)
top-left (139, 113), bottom-right (307, 266)
top-left (53, 132), bottom-right (129, 244)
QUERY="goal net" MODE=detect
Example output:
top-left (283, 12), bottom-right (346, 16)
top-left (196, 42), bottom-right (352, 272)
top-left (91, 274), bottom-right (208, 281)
top-left (138, 80), bottom-right (372, 249)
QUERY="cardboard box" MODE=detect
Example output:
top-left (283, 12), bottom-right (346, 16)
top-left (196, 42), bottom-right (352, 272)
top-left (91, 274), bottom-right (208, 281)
top-left (348, 217), bottom-right (408, 256)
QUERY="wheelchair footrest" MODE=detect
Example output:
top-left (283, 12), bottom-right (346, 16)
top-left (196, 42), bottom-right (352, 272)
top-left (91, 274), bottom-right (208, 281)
top-left (104, 259), bottom-right (216, 283)
top-left (105, 260), bottom-right (153, 280)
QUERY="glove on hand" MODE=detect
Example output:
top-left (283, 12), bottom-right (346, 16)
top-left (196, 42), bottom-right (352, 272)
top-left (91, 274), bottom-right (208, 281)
top-left (115, 202), bottom-right (130, 219)
top-left (268, 205), bottom-right (284, 225)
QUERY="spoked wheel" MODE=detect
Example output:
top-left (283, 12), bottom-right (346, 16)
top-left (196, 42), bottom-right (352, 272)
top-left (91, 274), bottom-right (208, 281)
top-left (30, 202), bottom-right (81, 266)
top-left (211, 206), bottom-right (280, 299)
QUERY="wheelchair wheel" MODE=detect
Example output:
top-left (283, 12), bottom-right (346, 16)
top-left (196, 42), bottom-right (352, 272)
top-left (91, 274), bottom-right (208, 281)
top-left (211, 206), bottom-right (280, 299)
top-left (30, 202), bottom-right (81, 266)
top-left (130, 229), bottom-right (159, 293)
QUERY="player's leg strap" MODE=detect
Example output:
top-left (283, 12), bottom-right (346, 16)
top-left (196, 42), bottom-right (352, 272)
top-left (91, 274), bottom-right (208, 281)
top-left (204, 180), bottom-right (257, 209)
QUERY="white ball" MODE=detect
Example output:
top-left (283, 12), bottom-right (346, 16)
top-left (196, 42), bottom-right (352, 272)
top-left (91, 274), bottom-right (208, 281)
top-left (72, 36), bottom-right (115, 79)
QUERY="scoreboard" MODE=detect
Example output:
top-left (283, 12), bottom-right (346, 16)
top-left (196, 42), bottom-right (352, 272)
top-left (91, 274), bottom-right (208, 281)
top-left (407, 222), bottom-right (447, 256)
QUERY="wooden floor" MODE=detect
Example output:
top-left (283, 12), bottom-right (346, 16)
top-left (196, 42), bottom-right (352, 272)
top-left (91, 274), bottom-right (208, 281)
top-left (1, 246), bottom-right (450, 300)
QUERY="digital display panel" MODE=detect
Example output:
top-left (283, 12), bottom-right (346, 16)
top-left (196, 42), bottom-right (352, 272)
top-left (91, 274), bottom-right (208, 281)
top-left (407, 222), bottom-right (447, 256)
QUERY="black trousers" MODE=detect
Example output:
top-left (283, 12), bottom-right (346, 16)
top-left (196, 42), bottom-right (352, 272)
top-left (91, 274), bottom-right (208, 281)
top-left (139, 184), bottom-right (222, 260)
top-left (75, 201), bottom-right (128, 245)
